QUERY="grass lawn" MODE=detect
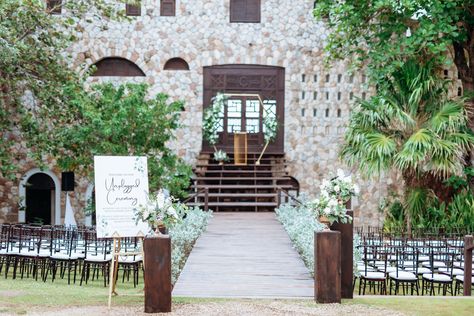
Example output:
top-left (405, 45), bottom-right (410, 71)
top-left (1, 275), bottom-right (473, 315)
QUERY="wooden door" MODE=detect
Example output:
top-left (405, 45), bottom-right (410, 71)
top-left (203, 65), bottom-right (284, 153)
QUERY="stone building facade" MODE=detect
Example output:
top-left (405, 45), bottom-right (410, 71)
top-left (0, 0), bottom-right (463, 227)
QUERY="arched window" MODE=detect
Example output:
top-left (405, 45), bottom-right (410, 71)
top-left (163, 58), bottom-right (190, 71)
top-left (91, 57), bottom-right (146, 77)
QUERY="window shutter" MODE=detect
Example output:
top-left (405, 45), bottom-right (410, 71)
top-left (230, 0), bottom-right (260, 23)
top-left (230, 0), bottom-right (247, 22)
top-left (161, 0), bottom-right (176, 16)
top-left (126, 2), bottom-right (141, 16)
top-left (47, 0), bottom-right (62, 14)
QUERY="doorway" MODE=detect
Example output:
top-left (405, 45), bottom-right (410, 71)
top-left (25, 173), bottom-right (55, 225)
top-left (203, 64), bottom-right (284, 153)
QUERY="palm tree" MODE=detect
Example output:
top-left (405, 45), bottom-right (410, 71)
top-left (341, 59), bottom-right (474, 233)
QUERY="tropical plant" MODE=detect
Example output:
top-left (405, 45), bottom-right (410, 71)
top-left (263, 114), bottom-right (278, 143)
top-left (314, 1), bottom-right (474, 121)
top-left (341, 60), bottom-right (474, 233)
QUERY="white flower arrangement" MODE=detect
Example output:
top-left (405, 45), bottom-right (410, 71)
top-left (134, 189), bottom-right (185, 234)
top-left (213, 149), bottom-right (228, 162)
top-left (310, 169), bottom-right (359, 224)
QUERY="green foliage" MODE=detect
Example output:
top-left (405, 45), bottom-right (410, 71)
top-left (0, 0), bottom-right (132, 179)
top-left (169, 207), bottom-right (212, 284)
top-left (57, 83), bottom-right (192, 198)
top-left (202, 93), bottom-right (226, 146)
top-left (341, 59), bottom-right (473, 181)
top-left (382, 168), bottom-right (474, 233)
top-left (313, 0), bottom-right (472, 85)
top-left (275, 203), bottom-right (361, 276)
top-left (262, 114), bottom-right (278, 143)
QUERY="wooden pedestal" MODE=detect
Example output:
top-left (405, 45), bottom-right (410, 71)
top-left (315, 230), bottom-right (341, 304)
top-left (144, 236), bottom-right (172, 313)
top-left (330, 210), bottom-right (354, 299)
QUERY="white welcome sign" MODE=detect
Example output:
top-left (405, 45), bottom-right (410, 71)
top-left (94, 156), bottom-right (149, 238)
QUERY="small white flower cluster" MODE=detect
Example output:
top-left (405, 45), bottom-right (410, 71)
top-left (213, 149), bottom-right (228, 162)
top-left (135, 189), bottom-right (182, 233)
top-left (310, 169), bottom-right (359, 224)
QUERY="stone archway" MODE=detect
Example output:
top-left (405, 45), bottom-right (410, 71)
top-left (19, 169), bottom-right (61, 225)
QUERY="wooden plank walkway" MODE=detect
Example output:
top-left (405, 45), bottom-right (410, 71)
top-left (172, 213), bottom-right (314, 298)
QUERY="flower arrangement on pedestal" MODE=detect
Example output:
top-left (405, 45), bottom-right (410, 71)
top-left (310, 169), bottom-right (359, 225)
top-left (134, 189), bottom-right (184, 235)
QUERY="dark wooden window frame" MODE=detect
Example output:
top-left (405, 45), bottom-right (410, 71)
top-left (126, 2), bottom-right (141, 16)
top-left (91, 57), bottom-right (146, 77)
top-left (47, 0), bottom-right (62, 15)
top-left (203, 64), bottom-right (285, 154)
top-left (161, 0), bottom-right (176, 16)
top-left (230, 0), bottom-right (261, 23)
top-left (164, 58), bottom-right (190, 71)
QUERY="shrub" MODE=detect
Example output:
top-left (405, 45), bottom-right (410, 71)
top-left (168, 207), bottom-right (212, 284)
top-left (275, 203), bottom-right (361, 276)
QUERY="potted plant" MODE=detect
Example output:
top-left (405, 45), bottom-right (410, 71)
top-left (309, 169), bottom-right (359, 227)
top-left (134, 189), bottom-right (184, 235)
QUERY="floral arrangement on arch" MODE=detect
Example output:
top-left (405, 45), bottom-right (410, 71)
top-left (310, 169), bottom-right (359, 224)
top-left (203, 93), bottom-right (226, 147)
top-left (134, 189), bottom-right (185, 234)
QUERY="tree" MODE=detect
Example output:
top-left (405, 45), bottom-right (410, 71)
top-left (57, 83), bottom-right (192, 198)
top-left (341, 60), bottom-right (474, 232)
top-left (314, 1), bottom-right (474, 121)
top-left (0, 0), bottom-right (128, 179)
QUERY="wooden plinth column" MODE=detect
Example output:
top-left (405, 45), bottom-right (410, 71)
top-left (330, 210), bottom-right (354, 299)
top-left (144, 236), bottom-right (172, 313)
top-left (315, 230), bottom-right (341, 304)
top-left (464, 235), bottom-right (473, 296)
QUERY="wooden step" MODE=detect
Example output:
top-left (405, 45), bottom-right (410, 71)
top-left (187, 202), bottom-right (278, 207)
top-left (192, 177), bottom-right (290, 181)
top-left (191, 184), bottom-right (293, 189)
top-left (192, 193), bottom-right (277, 198)
top-left (194, 169), bottom-right (287, 173)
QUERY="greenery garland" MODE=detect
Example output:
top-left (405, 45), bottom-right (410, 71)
top-left (202, 93), bottom-right (226, 146)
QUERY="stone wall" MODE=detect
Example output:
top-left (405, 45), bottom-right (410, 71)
top-left (0, 0), bottom-right (464, 226)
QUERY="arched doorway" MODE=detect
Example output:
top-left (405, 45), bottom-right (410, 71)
top-left (203, 64), bottom-right (285, 153)
top-left (19, 169), bottom-right (61, 225)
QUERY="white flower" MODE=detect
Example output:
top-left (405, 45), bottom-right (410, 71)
top-left (156, 189), bottom-right (166, 209)
top-left (334, 185), bottom-right (340, 192)
top-left (337, 169), bottom-right (345, 179)
top-left (328, 199), bottom-right (338, 207)
top-left (323, 207), bottom-right (331, 215)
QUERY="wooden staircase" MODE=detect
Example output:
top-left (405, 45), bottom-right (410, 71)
top-left (186, 152), bottom-right (299, 212)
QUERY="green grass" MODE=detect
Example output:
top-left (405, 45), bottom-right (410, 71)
top-left (1, 274), bottom-right (473, 315)
top-left (350, 297), bottom-right (474, 316)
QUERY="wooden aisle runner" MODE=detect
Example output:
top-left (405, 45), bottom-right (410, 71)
top-left (173, 213), bottom-right (314, 298)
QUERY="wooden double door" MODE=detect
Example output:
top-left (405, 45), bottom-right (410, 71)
top-left (203, 64), bottom-right (285, 153)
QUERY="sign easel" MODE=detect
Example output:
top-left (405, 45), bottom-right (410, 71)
top-left (94, 156), bottom-right (151, 310)
top-left (107, 233), bottom-right (145, 309)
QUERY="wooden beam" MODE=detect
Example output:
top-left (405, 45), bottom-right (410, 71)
top-left (315, 230), bottom-right (341, 303)
top-left (464, 235), bottom-right (473, 296)
top-left (144, 236), bottom-right (172, 313)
